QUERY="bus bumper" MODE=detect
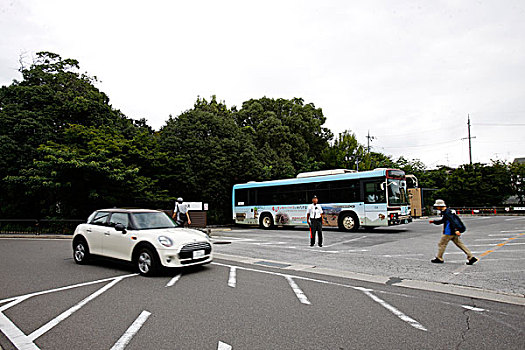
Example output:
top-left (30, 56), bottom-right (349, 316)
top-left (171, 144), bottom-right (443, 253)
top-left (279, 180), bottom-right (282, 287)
top-left (388, 215), bottom-right (412, 226)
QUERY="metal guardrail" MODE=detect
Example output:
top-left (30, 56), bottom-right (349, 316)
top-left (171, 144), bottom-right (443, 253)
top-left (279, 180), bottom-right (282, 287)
top-left (0, 219), bottom-right (85, 235)
top-left (450, 207), bottom-right (525, 215)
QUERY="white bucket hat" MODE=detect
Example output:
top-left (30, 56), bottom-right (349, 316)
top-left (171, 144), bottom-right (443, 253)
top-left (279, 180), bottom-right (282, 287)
top-left (433, 199), bottom-right (446, 207)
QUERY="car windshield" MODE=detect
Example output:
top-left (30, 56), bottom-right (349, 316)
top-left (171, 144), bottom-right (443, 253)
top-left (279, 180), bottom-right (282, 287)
top-left (131, 212), bottom-right (177, 230)
top-left (387, 179), bottom-right (408, 205)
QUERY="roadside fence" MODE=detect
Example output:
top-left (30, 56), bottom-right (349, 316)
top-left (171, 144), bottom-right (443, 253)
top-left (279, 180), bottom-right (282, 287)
top-left (0, 219), bottom-right (85, 235)
top-left (450, 207), bottom-right (525, 216)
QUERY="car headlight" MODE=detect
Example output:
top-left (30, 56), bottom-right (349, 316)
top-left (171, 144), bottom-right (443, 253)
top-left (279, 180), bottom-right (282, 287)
top-left (158, 236), bottom-right (173, 247)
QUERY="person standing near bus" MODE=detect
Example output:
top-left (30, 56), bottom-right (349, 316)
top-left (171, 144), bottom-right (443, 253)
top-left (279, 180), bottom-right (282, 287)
top-left (306, 195), bottom-right (323, 247)
top-left (173, 197), bottom-right (192, 227)
top-left (429, 199), bottom-right (477, 265)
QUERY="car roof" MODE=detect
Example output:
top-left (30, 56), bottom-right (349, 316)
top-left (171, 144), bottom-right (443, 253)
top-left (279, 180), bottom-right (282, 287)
top-left (96, 208), bottom-right (162, 213)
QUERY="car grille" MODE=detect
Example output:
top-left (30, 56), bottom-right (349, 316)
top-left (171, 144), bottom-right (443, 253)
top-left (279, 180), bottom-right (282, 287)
top-left (179, 242), bottom-right (212, 260)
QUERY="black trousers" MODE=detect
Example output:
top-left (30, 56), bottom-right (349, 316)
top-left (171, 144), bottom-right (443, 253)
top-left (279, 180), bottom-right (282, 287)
top-left (310, 219), bottom-right (323, 246)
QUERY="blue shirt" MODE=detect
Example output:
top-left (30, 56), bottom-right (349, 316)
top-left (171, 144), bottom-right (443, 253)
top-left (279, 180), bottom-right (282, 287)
top-left (433, 208), bottom-right (455, 235)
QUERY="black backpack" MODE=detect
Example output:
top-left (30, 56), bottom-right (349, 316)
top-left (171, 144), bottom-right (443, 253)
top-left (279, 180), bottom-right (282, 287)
top-left (450, 212), bottom-right (466, 233)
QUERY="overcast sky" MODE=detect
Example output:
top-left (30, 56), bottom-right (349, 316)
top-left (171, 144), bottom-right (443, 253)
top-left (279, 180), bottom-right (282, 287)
top-left (1, 0), bottom-right (524, 168)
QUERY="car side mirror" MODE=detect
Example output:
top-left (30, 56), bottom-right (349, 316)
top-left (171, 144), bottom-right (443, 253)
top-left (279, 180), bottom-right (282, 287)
top-left (114, 223), bottom-right (127, 233)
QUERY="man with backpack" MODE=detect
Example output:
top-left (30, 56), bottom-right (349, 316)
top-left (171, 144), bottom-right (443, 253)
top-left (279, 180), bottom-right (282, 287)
top-left (429, 199), bottom-right (478, 265)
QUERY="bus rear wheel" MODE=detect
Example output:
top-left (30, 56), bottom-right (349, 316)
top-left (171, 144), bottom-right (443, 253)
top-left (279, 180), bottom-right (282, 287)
top-left (339, 212), bottom-right (359, 232)
top-left (259, 214), bottom-right (274, 230)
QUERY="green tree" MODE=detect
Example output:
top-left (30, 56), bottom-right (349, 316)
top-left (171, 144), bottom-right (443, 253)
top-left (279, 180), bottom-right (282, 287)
top-left (0, 52), bottom-right (129, 217)
top-left (235, 97), bottom-right (332, 178)
top-left (4, 124), bottom-right (168, 218)
top-left (322, 130), bottom-right (367, 170)
top-left (509, 161), bottom-right (525, 204)
top-left (159, 97), bottom-right (262, 223)
top-left (432, 161), bottom-right (512, 207)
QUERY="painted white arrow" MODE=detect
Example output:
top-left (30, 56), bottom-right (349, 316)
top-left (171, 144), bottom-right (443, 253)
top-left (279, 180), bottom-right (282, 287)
top-left (218, 341), bottom-right (232, 350)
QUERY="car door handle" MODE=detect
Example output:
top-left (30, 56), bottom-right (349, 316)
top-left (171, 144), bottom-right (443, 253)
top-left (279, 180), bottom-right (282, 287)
top-left (104, 232), bottom-right (110, 236)
top-left (86, 229), bottom-right (92, 232)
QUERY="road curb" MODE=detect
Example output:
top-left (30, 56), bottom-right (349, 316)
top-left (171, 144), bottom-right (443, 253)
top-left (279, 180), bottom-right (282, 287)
top-left (214, 253), bottom-right (525, 306)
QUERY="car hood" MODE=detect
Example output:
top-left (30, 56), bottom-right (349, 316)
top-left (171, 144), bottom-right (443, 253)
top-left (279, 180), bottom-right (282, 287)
top-left (151, 228), bottom-right (209, 243)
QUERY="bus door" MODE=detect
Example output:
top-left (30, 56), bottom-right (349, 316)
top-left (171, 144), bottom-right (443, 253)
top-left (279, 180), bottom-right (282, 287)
top-left (363, 180), bottom-right (388, 226)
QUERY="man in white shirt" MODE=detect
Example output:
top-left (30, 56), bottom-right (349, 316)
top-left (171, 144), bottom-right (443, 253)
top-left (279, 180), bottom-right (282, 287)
top-left (173, 197), bottom-right (192, 227)
top-left (306, 195), bottom-right (324, 247)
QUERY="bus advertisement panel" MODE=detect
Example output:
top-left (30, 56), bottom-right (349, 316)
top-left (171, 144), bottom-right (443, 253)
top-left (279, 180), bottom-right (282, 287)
top-left (232, 168), bottom-right (412, 232)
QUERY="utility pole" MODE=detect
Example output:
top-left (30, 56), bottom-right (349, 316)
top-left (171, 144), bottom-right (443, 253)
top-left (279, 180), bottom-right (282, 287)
top-left (467, 114), bottom-right (472, 165)
top-left (462, 114), bottom-right (476, 165)
top-left (366, 130), bottom-right (375, 154)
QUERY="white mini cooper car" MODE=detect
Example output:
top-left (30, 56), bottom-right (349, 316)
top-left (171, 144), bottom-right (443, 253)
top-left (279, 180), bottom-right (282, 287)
top-left (72, 209), bottom-right (212, 276)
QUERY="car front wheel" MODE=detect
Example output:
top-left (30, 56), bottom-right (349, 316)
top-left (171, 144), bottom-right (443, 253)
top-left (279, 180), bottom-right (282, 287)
top-left (73, 239), bottom-right (90, 264)
top-left (136, 248), bottom-right (159, 276)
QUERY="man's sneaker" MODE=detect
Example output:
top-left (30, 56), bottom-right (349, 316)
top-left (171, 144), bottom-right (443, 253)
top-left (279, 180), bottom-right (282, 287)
top-left (466, 257), bottom-right (478, 265)
top-left (310, 244), bottom-right (314, 247)
top-left (431, 258), bottom-right (444, 263)
top-left (319, 244), bottom-right (323, 247)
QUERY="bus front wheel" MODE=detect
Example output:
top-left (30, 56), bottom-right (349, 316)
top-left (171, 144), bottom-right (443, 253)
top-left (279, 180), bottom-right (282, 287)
top-left (339, 212), bottom-right (359, 232)
top-left (259, 214), bottom-right (275, 230)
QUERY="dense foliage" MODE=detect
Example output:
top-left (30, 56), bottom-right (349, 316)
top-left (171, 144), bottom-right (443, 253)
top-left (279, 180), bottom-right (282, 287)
top-left (1, 52), bottom-right (523, 221)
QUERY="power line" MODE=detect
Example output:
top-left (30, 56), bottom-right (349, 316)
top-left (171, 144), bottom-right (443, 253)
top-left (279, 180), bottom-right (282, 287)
top-left (475, 123), bottom-right (525, 126)
top-left (376, 138), bottom-right (463, 149)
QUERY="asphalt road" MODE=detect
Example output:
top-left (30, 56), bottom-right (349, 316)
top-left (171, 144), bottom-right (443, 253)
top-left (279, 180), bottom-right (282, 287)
top-left (0, 237), bottom-right (524, 349)
top-left (212, 216), bottom-right (525, 296)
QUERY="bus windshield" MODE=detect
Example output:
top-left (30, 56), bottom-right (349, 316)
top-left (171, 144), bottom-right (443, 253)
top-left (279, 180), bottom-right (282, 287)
top-left (387, 179), bottom-right (408, 205)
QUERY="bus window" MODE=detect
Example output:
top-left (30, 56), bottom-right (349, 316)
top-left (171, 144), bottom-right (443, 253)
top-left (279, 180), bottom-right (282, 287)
top-left (235, 189), bottom-right (249, 206)
top-left (307, 182), bottom-right (330, 203)
top-left (330, 180), bottom-right (360, 203)
top-left (364, 181), bottom-right (386, 204)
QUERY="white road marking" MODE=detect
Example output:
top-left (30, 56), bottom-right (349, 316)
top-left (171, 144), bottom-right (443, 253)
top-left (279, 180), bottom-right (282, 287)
top-left (0, 274), bottom-right (137, 350)
top-left (383, 253), bottom-right (425, 257)
top-left (212, 262), bottom-right (427, 331)
top-left (505, 218), bottom-right (523, 221)
top-left (166, 274), bottom-right (181, 287)
top-left (285, 276), bottom-right (311, 305)
top-left (356, 288), bottom-right (428, 331)
top-left (0, 273), bottom-right (137, 309)
top-left (324, 235), bottom-right (367, 248)
top-left (309, 249), bottom-right (340, 253)
top-left (0, 312), bottom-right (40, 350)
top-left (465, 257), bottom-right (525, 261)
top-left (475, 238), bottom-right (510, 241)
top-left (461, 305), bottom-right (486, 312)
top-left (459, 269), bottom-right (525, 274)
top-left (228, 267), bottom-right (237, 288)
top-left (28, 277), bottom-right (124, 341)
top-left (218, 341), bottom-right (233, 350)
top-left (500, 230), bottom-right (524, 232)
top-left (214, 236), bottom-right (255, 241)
top-left (470, 243), bottom-right (525, 247)
top-left (110, 310), bottom-right (151, 350)
top-left (445, 250), bottom-right (525, 254)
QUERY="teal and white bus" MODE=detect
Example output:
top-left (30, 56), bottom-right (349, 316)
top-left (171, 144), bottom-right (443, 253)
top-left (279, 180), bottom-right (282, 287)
top-left (232, 168), bottom-right (412, 231)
